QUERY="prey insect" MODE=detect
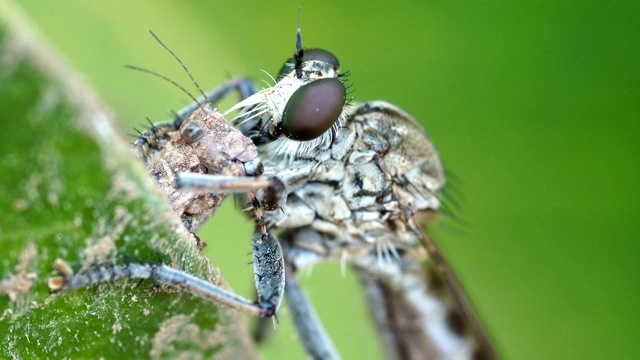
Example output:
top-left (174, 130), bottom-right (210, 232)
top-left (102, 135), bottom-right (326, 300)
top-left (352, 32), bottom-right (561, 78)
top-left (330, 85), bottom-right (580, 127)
top-left (49, 12), bottom-right (496, 360)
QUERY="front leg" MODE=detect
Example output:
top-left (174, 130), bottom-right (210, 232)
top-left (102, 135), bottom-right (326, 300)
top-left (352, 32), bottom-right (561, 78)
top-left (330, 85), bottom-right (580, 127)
top-left (284, 260), bottom-right (341, 360)
top-left (49, 230), bottom-right (285, 318)
top-left (252, 231), bottom-right (286, 315)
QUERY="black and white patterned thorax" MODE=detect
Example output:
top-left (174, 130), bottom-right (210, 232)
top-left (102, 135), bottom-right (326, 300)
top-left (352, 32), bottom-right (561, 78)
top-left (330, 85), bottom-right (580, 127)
top-left (251, 101), bottom-right (444, 266)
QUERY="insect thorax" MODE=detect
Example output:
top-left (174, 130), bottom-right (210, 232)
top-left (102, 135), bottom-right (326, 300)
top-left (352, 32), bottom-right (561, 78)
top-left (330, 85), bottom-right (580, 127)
top-left (261, 101), bottom-right (445, 263)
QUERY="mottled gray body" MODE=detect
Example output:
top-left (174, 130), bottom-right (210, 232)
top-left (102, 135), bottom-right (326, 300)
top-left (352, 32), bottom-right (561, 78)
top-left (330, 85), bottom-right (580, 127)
top-left (249, 101), bottom-right (494, 359)
top-left (265, 101), bottom-right (443, 262)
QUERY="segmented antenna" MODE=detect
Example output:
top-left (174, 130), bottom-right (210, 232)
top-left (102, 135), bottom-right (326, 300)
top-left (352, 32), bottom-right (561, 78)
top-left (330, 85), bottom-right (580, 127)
top-left (294, 7), bottom-right (304, 78)
top-left (125, 64), bottom-right (201, 107)
top-left (296, 7), bottom-right (303, 52)
top-left (148, 30), bottom-right (212, 107)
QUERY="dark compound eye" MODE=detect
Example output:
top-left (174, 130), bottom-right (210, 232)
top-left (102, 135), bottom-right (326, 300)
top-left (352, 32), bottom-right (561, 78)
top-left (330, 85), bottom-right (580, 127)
top-left (179, 120), bottom-right (204, 143)
top-left (281, 78), bottom-right (346, 141)
top-left (278, 48), bottom-right (340, 79)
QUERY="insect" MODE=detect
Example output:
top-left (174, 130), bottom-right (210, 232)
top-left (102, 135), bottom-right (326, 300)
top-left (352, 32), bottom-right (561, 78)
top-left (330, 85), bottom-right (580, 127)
top-left (50, 12), bottom-right (497, 360)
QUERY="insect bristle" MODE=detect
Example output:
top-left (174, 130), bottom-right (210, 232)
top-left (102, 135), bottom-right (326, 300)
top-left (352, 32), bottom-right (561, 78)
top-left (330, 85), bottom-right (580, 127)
top-left (259, 69), bottom-right (277, 86)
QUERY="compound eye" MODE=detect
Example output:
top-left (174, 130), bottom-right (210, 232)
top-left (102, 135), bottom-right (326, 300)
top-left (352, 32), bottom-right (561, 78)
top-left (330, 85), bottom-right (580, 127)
top-left (277, 48), bottom-right (340, 79)
top-left (179, 120), bottom-right (204, 143)
top-left (281, 78), bottom-right (346, 141)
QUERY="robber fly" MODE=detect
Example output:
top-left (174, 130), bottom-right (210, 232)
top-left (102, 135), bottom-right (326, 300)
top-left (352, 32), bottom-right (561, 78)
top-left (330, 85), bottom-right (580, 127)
top-left (50, 12), bottom-right (497, 360)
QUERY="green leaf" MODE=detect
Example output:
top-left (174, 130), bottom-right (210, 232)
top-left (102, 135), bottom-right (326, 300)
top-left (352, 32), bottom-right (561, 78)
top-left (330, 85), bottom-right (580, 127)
top-left (0, 4), bottom-right (256, 359)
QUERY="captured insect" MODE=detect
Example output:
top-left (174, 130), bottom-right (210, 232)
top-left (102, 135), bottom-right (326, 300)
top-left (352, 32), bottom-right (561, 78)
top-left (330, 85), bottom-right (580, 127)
top-left (49, 11), bottom-right (497, 360)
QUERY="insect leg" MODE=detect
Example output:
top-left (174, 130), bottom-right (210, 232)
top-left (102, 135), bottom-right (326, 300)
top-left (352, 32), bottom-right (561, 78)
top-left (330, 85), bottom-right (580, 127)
top-left (176, 173), bottom-right (272, 193)
top-left (49, 229), bottom-right (285, 317)
top-left (252, 230), bottom-right (286, 315)
top-left (284, 260), bottom-right (341, 360)
top-left (252, 294), bottom-right (274, 343)
top-left (176, 173), bottom-right (286, 211)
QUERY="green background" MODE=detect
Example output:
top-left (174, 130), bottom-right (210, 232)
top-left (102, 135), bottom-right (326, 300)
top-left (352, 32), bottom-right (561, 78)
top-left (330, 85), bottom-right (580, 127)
top-left (13, 1), bottom-right (639, 359)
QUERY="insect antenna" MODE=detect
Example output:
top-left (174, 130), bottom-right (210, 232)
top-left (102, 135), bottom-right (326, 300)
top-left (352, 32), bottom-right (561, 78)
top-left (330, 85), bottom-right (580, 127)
top-left (148, 31), bottom-right (213, 108)
top-left (294, 7), bottom-right (304, 78)
top-left (125, 64), bottom-right (201, 108)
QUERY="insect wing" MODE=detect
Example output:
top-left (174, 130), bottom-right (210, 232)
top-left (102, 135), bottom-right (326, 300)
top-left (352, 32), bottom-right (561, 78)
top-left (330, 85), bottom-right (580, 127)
top-left (422, 229), bottom-right (497, 360)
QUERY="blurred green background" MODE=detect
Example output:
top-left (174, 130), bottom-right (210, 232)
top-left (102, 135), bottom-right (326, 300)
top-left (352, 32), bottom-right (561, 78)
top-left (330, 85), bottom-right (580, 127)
top-left (14, 1), bottom-right (639, 359)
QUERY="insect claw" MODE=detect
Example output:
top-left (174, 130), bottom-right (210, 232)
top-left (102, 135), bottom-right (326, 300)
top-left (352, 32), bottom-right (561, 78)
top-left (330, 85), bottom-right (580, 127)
top-left (134, 278), bottom-right (146, 289)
